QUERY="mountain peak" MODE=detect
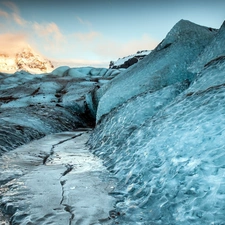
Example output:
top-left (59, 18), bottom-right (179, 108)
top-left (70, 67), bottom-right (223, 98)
top-left (0, 47), bottom-right (54, 74)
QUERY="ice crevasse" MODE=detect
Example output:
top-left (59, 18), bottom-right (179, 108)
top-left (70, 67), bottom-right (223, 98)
top-left (88, 20), bottom-right (225, 224)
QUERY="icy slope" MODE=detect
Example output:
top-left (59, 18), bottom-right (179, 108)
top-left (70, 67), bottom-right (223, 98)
top-left (89, 20), bottom-right (225, 224)
top-left (96, 20), bottom-right (217, 122)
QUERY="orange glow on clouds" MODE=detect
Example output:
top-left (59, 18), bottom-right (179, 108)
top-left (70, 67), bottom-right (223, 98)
top-left (0, 1), bottom-right (159, 65)
top-left (0, 33), bottom-right (28, 56)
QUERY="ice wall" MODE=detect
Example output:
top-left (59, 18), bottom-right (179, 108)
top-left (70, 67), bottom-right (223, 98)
top-left (89, 20), bottom-right (225, 224)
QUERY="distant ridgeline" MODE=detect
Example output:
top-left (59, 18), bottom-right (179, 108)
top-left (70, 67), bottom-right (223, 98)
top-left (109, 50), bottom-right (151, 69)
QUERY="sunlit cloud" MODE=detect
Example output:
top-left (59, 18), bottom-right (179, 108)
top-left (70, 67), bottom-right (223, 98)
top-left (12, 12), bottom-right (27, 26)
top-left (0, 33), bottom-right (28, 56)
top-left (32, 22), bottom-right (66, 54)
top-left (33, 22), bottom-right (64, 42)
top-left (0, 1), bottom-right (66, 56)
top-left (0, 1), bottom-right (159, 67)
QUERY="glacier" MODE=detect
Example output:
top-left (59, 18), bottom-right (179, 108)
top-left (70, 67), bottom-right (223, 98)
top-left (1, 19), bottom-right (225, 224)
top-left (88, 20), bottom-right (225, 224)
top-left (0, 66), bottom-right (123, 155)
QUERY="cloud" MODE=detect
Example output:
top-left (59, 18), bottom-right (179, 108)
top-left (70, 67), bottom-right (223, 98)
top-left (12, 12), bottom-right (27, 26)
top-left (0, 33), bottom-right (28, 56)
top-left (1, 1), bottom-right (27, 26)
top-left (2, 1), bottom-right (19, 14)
top-left (33, 22), bottom-right (64, 42)
top-left (32, 22), bottom-right (66, 54)
top-left (0, 1), bottom-right (66, 56)
top-left (0, 1), bottom-right (159, 66)
top-left (1, 1), bottom-right (64, 46)
top-left (0, 9), bottom-right (9, 18)
top-left (76, 16), bottom-right (92, 27)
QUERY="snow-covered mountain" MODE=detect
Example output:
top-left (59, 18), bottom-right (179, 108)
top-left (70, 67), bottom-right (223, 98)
top-left (0, 47), bottom-right (54, 74)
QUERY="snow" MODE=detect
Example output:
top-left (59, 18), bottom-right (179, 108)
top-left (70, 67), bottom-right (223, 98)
top-left (0, 47), bottom-right (54, 74)
top-left (111, 50), bottom-right (151, 68)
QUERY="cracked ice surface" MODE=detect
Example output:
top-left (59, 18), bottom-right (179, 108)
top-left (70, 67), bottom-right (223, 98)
top-left (0, 131), bottom-right (116, 225)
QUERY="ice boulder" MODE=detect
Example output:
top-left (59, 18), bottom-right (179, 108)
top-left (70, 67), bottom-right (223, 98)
top-left (66, 68), bottom-right (89, 78)
top-left (51, 66), bottom-right (70, 76)
top-left (96, 20), bottom-right (217, 122)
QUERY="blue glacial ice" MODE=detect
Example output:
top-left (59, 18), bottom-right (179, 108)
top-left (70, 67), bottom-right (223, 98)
top-left (1, 19), bottom-right (225, 225)
top-left (0, 66), bottom-right (122, 155)
top-left (96, 20), bottom-right (217, 122)
top-left (88, 20), bottom-right (225, 224)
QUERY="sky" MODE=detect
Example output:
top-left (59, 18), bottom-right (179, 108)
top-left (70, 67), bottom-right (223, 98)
top-left (0, 0), bottom-right (224, 67)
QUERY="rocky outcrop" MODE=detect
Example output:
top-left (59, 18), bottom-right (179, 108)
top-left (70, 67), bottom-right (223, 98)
top-left (109, 50), bottom-right (151, 69)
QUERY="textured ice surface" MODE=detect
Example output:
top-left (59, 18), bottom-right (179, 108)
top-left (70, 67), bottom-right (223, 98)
top-left (0, 71), bottom-right (102, 154)
top-left (89, 20), bottom-right (225, 224)
top-left (52, 66), bottom-right (122, 79)
top-left (0, 64), bottom-right (124, 154)
top-left (96, 20), bottom-right (217, 122)
top-left (1, 19), bottom-right (225, 225)
top-left (189, 21), bottom-right (224, 73)
top-left (52, 66), bottom-right (70, 76)
top-left (0, 132), bottom-right (115, 225)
